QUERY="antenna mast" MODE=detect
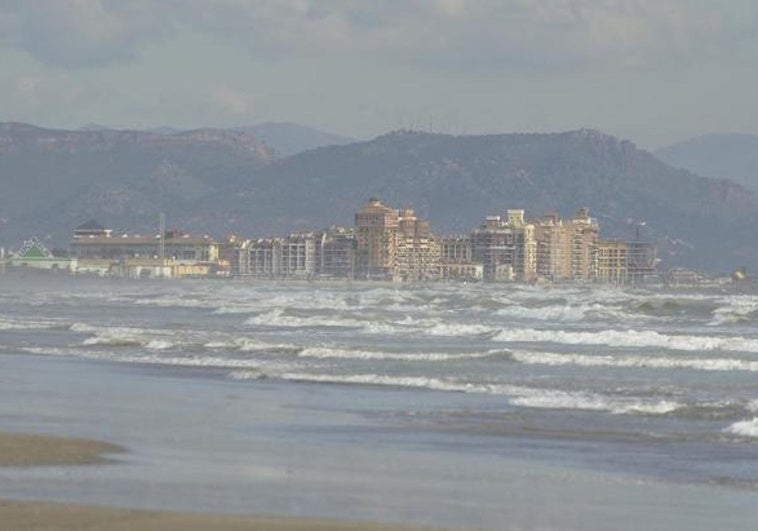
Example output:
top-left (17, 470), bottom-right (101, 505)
top-left (159, 212), bottom-right (166, 260)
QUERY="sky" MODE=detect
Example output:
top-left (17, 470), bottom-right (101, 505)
top-left (1, 0), bottom-right (757, 150)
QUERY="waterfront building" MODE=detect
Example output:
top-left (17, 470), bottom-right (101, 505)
top-left (438, 236), bottom-right (482, 281)
top-left (596, 240), bottom-right (628, 284)
top-left (395, 208), bottom-right (440, 281)
top-left (6, 237), bottom-right (77, 272)
top-left (355, 198), bottom-right (400, 280)
top-left (316, 227), bottom-right (356, 279)
top-left (534, 214), bottom-right (573, 281)
top-left (628, 240), bottom-right (657, 285)
top-left (569, 207), bottom-right (600, 282)
top-left (470, 209), bottom-right (537, 282)
top-left (533, 208), bottom-right (599, 283)
top-left (233, 233), bottom-right (317, 279)
top-left (354, 199), bottom-right (440, 281)
top-left (70, 224), bottom-right (219, 262)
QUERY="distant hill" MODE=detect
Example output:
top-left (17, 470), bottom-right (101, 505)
top-left (233, 122), bottom-right (355, 157)
top-left (656, 134), bottom-right (758, 190)
top-left (1, 123), bottom-right (756, 271)
top-left (0, 122), bottom-right (273, 248)
top-left (216, 129), bottom-right (757, 271)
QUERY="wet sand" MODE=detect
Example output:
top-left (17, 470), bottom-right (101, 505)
top-left (0, 431), bottom-right (122, 467)
top-left (0, 500), bottom-right (434, 531)
top-left (0, 431), bottom-right (435, 531)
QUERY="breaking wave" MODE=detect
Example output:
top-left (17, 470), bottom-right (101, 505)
top-left (725, 418), bottom-right (758, 438)
top-left (227, 370), bottom-right (683, 415)
top-left (493, 328), bottom-right (758, 353)
top-left (510, 350), bottom-right (758, 372)
top-left (296, 347), bottom-right (508, 362)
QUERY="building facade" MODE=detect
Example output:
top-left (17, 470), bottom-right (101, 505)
top-left (471, 209), bottom-right (537, 282)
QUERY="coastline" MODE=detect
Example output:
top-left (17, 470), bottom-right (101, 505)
top-left (0, 500), bottom-right (434, 531)
top-left (0, 431), bottom-right (122, 467)
top-left (0, 430), bottom-right (436, 531)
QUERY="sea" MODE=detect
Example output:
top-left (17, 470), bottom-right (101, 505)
top-left (2, 272), bottom-right (758, 530)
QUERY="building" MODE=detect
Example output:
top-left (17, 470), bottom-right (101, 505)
top-left (354, 199), bottom-right (441, 281)
top-left (534, 214), bottom-right (573, 281)
top-left (569, 208), bottom-right (600, 282)
top-left (438, 236), bottom-right (482, 281)
top-left (471, 209), bottom-right (537, 282)
top-left (70, 223), bottom-right (219, 263)
top-left (596, 240), bottom-right (628, 284)
top-left (628, 240), bottom-right (657, 285)
top-left (6, 237), bottom-right (77, 272)
top-left (355, 198), bottom-right (400, 280)
top-left (533, 208), bottom-right (599, 283)
top-left (316, 227), bottom-right (356, 279)
top-left (233, 233), bottom-right (318, 279)
top-left (395, 208), bottom-right (440, 281)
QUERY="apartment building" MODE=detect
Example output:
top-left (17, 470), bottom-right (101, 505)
top-left (596, 240), bottom-right (628, 284)
top-left (355, 198), bottom-right (400, 280)
top-left (470, 209), bottom-right (537, 282)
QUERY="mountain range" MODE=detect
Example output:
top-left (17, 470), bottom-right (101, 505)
top-left (79, 121), bottom-right (355, 157)
top-left (1, 122), bottom-right (756, 272)
top-left (656, 133), bottom-right (758, 192)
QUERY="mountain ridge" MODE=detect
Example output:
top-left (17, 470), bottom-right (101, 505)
top-left (0, 123), bottom-right (755, 271)
top-left (656, 133), bottom-right (758, 191)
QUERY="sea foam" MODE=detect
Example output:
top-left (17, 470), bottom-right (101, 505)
top-left (493, 328), bottom-right (758, 353)
top-left (510, 350), bottom-right (758, 372)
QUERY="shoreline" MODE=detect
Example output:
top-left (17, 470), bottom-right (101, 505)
top-left (0, 431), bottom-right (122, 467)
top-left (0, 500), bottom-right (436, 531)
top-left (0, 430), bottom-right (436, 530)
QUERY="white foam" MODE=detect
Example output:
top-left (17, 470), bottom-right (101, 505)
top-left (511, 350), bottom-right (758, 372)
top-left (495, 305), bottom-right (589, 322)
top-left (423, 322), bottom-right (495, 336)
top-left (245, 309), bottom-right (365, 329)
top-left (725, 418), bottom-right (758, 438)
top-left (204, 337), bottom-right (300, 353)
top-left (297, 347), bottom-right (500, 362)
top-left (227, 370), bottom-right (681, 415)
top-left (73, 323), bottom-right (180, 350)
top-left (0, 317), bottom-right (63, 330)
top-left (709, 296), bottom-right (758, 326)
top-left (493, 327), bottom-right (758, 353)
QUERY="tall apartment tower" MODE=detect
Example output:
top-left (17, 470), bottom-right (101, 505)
top-left (355, 198), bottom-right (400, 279)
top-left (569, 207), bottom-right (599, 282)
top-left (534, 208), bottom-right (599, 283)
top-left (396, 208), bottom-right (440, 281)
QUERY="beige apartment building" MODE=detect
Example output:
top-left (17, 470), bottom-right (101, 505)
top-left (534, 208), bottom-right (599, 283)
top-left (354, 199), bottom-right (440, 281)
top-left (355, 198), bottom-right (400, 280)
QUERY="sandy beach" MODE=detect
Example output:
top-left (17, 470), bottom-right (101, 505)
top-left (0, 499), bottom-right (434, 531)
top-left (0, 431), bottom-right (122, 467)
top-left (0, 431), bottom-right (435, 531)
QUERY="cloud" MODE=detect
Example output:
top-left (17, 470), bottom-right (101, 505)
top-left (0, 0), bottom-right (172, 67)
top-left (211, 86), bottom-right (252, 116)
top-left (0, 0), bottom-right (756, 72)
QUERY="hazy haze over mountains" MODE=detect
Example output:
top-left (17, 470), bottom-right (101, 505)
top-left (656, 134), bottom-right (758, 191)
top-left (76, 122), bottom-right (354, 157)
top-left (1, 122), bottom-right (756, 272)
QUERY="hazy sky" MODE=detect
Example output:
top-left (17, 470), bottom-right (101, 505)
top-left (1, 0), bottom-right (757, 149)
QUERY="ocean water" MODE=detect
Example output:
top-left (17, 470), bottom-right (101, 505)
top-left (2, 272), bottom-right (758, 529)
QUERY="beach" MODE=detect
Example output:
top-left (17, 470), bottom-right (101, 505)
top-left (0, 499), bottom-right (430, 531)
top-left (3, 275), bottom-right (758, 529)
top-left (0, 431), bottom-right (433, 530)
